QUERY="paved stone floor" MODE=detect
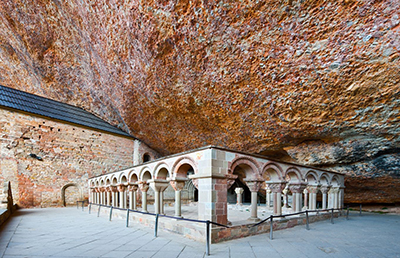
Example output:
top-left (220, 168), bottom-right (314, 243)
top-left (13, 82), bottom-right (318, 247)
top-left (1, 207), bottom-right (399, 258)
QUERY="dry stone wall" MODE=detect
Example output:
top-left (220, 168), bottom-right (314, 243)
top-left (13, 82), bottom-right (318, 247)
top-left (0, 108), bottom-right (135, 207)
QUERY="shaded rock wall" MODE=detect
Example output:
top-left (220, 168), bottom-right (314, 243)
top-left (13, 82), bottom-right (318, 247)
top-left (0, 0), bottom-right (399, 203)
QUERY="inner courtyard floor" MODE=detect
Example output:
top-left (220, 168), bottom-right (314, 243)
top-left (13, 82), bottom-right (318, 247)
top-left (1, 208), bottom-right (400, 258)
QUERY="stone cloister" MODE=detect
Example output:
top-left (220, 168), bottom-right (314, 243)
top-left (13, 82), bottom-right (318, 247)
top-left (89, 146), bottom-right (345, 241)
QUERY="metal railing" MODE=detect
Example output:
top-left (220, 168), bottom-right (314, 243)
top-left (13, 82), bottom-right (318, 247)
top-left (87, 203), bottom-right (227, 256)
top-left (85, 203), bottom-right (361, 255)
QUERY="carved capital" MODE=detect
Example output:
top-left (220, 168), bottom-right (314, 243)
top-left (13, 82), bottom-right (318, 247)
top-left (138, 181), bottom-right (149, 192)
top-left (244, 180), bottom-right (263, 192)
top-left (170, 180), bottom-right (186, 191)
top-left (234, 187), bottom-right (244, 195)
top-left (128, 183), bottom-right (138, 192)
top-left (117, 184), bottom-right (126, 192)
top-left (307, 185), bottom-right (319, 194)
top-left (320, 185), bottom-right (330, 194)
top-left (288, 183), bottom-right (307, 193)
top-left (266, 182), bottom-right (286, 193)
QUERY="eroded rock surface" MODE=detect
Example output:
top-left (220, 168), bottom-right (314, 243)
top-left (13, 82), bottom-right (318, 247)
top-left (0, 0), bottom-right (399, 203)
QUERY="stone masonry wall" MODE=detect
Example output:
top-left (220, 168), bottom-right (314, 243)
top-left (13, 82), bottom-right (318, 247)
top-left (0, 108), bottom-right (135, 207)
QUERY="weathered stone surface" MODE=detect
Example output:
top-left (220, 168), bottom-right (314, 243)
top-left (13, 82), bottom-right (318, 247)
top-left (0, 108), bottom-right (134, 207)
top-left (0, 0), bottom-right (399, 203)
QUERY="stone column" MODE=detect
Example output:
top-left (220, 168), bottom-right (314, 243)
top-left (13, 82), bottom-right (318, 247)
top-left (308, 185), bottom-right (319, 210)
top-left (320, 186), bottom-right (330, 209)
top-left (170, 180), bottom-right (186, 217)
top-left (90, 188), bottom-right (96, 204)
top-left (267, 182), bottom-right (286, 216)
top-left (328, 187), bottom-right (335, 209)
top-left (94, 188), bottom-right (100, 204)
top-left (244, 180), bottom-right (263, 222)
top-left (339, 186), bottom-right (345, 209)
top-left (110, 186), bottom-right (117, 207)
top-left (332, 187), bottom-right (339, 209)
top-left (304, 188), bottom-right (309, 210)
top-left (282, 186), bottom-right (289, 208)
top-left (266, 189), bottom-right (272, 208)
top-left (105, 186), bottom-right (112, 206)
top-left (149, 180), bottom-right (170, 215)
top-left (128, 184), bottom-right (138, 210)
top-left (138, 181), bottom-right (150, 213)
top-left (235, 187), bottom-right (244, 206)
top-left (288, 183), bottom-right (307, 212)
top-left (117, 184), bottom-right (127, 209)
top-left (100, 187), bottom-right (106, 205)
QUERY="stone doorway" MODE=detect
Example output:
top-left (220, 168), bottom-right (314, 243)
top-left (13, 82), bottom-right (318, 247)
top-left (61, 183), bottom-right (82, 206)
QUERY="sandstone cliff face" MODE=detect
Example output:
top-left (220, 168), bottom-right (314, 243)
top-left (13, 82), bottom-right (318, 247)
top-left (0, 0), bottom-right (399, 203)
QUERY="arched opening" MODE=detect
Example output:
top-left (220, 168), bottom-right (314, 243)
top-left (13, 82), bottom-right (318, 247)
top-left (61, 183), bottom-right (81, 207)
top-left (142, 171), bottom-right (152, 181)
top-left (143, 153), bottom-right (151, 163)
top-left (130, 174), bottom-right (138, 183)
top-left (156, 168), bottom-right (169, 180)
top-left (174, 163), bottom-right (197, 203)
top-left (230, 164), bottom-right (255, 204)
top-left (121, 175), bottom-right (128, 184)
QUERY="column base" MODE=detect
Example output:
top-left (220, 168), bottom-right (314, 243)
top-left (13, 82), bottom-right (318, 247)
top-left (247, 217), bottom-right (261, 222)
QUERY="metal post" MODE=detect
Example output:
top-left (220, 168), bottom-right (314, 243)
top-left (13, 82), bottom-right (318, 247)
top-left (82, 201), bottom-right (84, 211)
top-left (155, 214), bottom-right (159, 237)
top-left (206, 220), bottom-right (210, 256)
top-left (126, 209), bottom-right (130, 227)
top-left (109, 206), bottom-right (113, 221)
top-left (97, 205), bottom-right (101, 217)
top-left (306, 210), bottom-right (310, 230)
top-left (346, 205), bottom-right (349, 220)
top-left (270, 216), bottom-right (273, 240)
top-left (89, 203), bottom-right (91, 214)
top-left (331, 208), bottom-right (334, 224)
top-left (359, 204), bottom-right (362, 216)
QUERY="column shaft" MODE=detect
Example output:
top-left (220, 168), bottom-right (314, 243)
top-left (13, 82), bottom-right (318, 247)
top-left (175, 190), bottom-right (182, 217)
top-left (250, 191), bottom-right (258, 219)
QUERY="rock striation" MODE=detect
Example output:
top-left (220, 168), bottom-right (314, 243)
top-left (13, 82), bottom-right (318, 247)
top-left (0, 0), bottom-right (399, 203)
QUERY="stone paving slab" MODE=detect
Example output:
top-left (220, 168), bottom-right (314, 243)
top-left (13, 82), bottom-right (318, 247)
top-left (1, 208), bottom-right (400, 258)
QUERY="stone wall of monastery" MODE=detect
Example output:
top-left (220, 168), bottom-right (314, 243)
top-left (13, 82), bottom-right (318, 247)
top-left (0, 108), bottom-right (135, 207)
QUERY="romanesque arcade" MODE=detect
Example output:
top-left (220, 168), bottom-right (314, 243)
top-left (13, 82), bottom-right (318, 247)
top-left (88, 146), bottom-right (345, 225)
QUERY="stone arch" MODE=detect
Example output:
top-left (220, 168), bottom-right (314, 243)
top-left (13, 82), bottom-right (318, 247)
top-left (105, 178), bottom-right (111, 185)
top-left (331, 175), bottom-right (340, 187)
top-left (119, 174), bottom-right (128, 184)
top-left (305, 171), bottom-right (319, 185)
top-left (319, 173), bottom-right (330, 186)
top-left (172, 156), bottom-right (198, 178)
top-left (229, 156), bottom-right (260, 179)
top-left (261, 162), bottom-right (283, 181)
top-left (61, 183), bottom-right (82, 207)
top-left (154, 163), bottom-right (171, 179)
top-left (140, 167), bottom-right (152, 181)
top-left (111, 176), bottom-right (118, 185)
top-left (285, 167), bottom-right (303, 182)
top-left (129, 173), bottom-right (139, 183)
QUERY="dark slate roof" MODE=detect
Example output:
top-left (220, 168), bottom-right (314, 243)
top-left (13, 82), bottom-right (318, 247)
top-left (0, 84), bottom-right (133, 138)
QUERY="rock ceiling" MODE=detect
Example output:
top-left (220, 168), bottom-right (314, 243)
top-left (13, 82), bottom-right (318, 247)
top-left (1, 1), bottom-right (399, 201)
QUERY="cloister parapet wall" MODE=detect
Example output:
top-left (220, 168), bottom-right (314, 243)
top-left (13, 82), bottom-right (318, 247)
top-left (89, 146), bottom-right (345, 229)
